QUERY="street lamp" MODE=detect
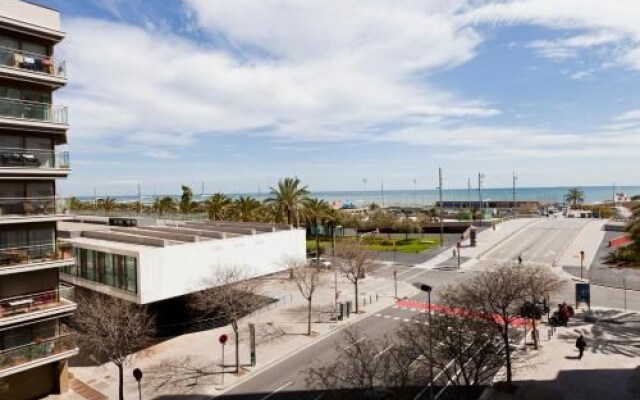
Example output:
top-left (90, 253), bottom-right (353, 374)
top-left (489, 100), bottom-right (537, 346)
top-left (333, 225), bottom-right (342, 315)
top-left (132, 368), bottom-right (143, 400)
top-left (419, 283), bottom-right (434, 400)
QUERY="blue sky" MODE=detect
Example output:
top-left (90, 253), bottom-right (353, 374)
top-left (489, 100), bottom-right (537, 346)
top-left (38, 0), bottom-right (640, 196)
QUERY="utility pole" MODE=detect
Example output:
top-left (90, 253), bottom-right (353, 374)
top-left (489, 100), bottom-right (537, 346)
top-left (362, 178), bottom-right (367, 207)
top-left (439, 167), bottom-right (444, 247)
top-left (137, 182), bottom-right (142, 215)
top-left (512, 172), bottom-right (517, 217)
top-left (413, 178), bottom-right (418, 208)
top-left (612, 182), bottom-right (616, 206)
top-left (478, 173), bottom-right (484, 226)
top-left (467, 177), bottom-right (471, 203)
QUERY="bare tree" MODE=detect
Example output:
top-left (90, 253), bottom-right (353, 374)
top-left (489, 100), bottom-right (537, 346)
top-left (334, 241), bottom-right (376, 313)
top-left (306, 328), bottom-right (415, 400)
top-left (190, 265), bottom-right (265, 373)
top-left (74, 293), bottom-right (154, 400)
top-left (290, 262), bottom-right (325, 335)
top-left (521, 264), bottom-right (563, 349)
top-left (444, 263), bottom-right (529, 392)
top-left (397, 293), bottom-right (506, 399)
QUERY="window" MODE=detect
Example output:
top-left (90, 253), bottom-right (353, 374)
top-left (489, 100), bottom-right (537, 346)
top-left (86, 250), bottom-right (95, 281)
top-left (126, 256), bottom-right (137, 293)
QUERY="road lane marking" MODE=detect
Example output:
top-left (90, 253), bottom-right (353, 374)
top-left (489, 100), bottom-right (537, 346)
top-left (343, 336), bottom-right (367, 350)
top-left (393, 317), bottom-right (400, 320)
top-left (259, 381), bottom-right (293, 400)
top-left (384, 315), bottom-right (391, 319)
top-left (375, 313), bottom-right (382, 317)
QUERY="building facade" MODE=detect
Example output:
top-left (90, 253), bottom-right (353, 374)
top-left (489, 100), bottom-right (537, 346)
top-left (0, 1), bottom-right (77, 399)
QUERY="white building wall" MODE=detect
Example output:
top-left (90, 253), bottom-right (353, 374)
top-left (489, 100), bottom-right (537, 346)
top-left (137, 229), bottom-right (306, 304)
top-left (0, 0), bottom-right (62, 32)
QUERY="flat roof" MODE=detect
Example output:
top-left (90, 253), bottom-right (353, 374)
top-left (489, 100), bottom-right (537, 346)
top-left (0, 0), bottom-right (64, 41)
top-left (60, 221), bottom-right (295, 250)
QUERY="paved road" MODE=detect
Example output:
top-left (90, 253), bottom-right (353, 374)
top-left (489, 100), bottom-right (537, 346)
top-left (214, 218), bottom-right (618, 400)
top-left (215, 268), bottom-right (459, 400)
top-left (481, 218), bottom-right (588, 265)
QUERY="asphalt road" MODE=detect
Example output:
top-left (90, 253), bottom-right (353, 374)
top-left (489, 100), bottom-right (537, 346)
top-left (215, 268), bottom-right (459, 400)
top-left (214, 218), bottom-right (603, 400)
top-left (481, 218), bottom-right (588, 265)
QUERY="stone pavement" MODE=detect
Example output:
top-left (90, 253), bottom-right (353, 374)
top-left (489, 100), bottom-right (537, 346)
top-left (48, 271), bottom-right (418, 400)
top-left (482, 307), bottom-right (640, 400)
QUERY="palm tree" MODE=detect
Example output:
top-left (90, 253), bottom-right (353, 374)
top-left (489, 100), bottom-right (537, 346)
top-left (232, 196), bottom-right (262, 222)
top-left (203, 193), bottom-right (232, 221)
top-left (304, 198), bottom-right (331, 262)
top-left (179, 185), bottom-right (197, 214)
top-left (564, 188), bottom-right (585, 209)
top-left (265, 177), bottom-right (310, 227)
top-left (96, 197), bottom-right (118, 214)
top-left (152, 196), bottom-right (177, 215)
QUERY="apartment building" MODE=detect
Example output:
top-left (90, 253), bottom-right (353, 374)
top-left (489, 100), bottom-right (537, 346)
top-left (0, 1), bottom-right (77, 399)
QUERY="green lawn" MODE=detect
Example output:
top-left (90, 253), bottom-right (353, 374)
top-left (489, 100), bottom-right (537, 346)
top-left (306, 236), bottom-right (440, 254)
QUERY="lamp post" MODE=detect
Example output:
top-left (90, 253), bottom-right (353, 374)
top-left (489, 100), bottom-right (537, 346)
top-left (419, 283), bottom-right (434, 400)
top-left (333, 225), bottom-right (342, 315)
top-left (132, 368), bottom-right (143, 400)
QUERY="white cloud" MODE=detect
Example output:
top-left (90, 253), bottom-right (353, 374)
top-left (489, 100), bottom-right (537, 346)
top-left (613, 109), bottom-right (640, 121)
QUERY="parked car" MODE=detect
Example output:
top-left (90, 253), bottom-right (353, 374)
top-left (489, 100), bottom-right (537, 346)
top-left (309, 258), bottom-right (332, 268)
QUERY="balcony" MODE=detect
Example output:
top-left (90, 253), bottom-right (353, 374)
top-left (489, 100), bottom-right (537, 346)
top-left (0, 286), bottom-right (76, 327)
top-left (0, 147), bottom-right (69, 176)
top-left (0, 334), bottom-right (77, 378)
top-left (0, 97), bottom-right (68, 133)
top-left (0, 242), bottom-right (73, 275)
top-left (0, 46), bottom-right (66, 87)
top-left (0, 197), bottom-right (72, 225)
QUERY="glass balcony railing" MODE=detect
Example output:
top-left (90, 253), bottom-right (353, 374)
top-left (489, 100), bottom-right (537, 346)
top-left (0, 242), bottom-right (73, 267)
top-left (0, 334), bottom-right (76, 372)
top-left (0, 148), bottom-right (69, 169)
top-left (0, 46), bottom-right (66, 78)
top-left (0, 197), bottom-right (68, 216)
top-left (0, 286), bottom-right (75, 320)
top-left (0, 97), bottom-right (67, 124)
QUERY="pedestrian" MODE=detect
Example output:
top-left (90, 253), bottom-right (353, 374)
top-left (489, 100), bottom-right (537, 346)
top-left (561, 302), bottom-right (570, 327)
top-left (575, 335), bottom-right (587, 359)
top-left (517, 254), bottom-right (523, 266)
top-left (453, 248), bottom-right (457, 259)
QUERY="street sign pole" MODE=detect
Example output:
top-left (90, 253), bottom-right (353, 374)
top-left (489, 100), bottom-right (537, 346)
top-left (219, 334), bottom-right (228, 384)
top-left (580, 250), bottom-right (585, 280)
top-left (393, 269), bottom-right (398, 299)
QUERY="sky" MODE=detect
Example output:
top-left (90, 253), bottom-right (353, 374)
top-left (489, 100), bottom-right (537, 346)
top-left (37, 0), bottom-right (640, 196)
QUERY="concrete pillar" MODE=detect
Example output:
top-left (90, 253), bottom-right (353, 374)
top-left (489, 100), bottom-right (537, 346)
top-left (54, 360), bottom-right (70, 394)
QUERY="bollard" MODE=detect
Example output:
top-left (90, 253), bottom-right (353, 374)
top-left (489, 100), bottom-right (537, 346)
top-left (370, 295), bottom-right (372, 304)
top-left (376, 293), bottom-right (379, 302)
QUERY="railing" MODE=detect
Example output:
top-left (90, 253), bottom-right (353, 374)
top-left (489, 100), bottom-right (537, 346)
top-left (0, 334), bottom-right (76, 371)
top-left (0, 286), bottom-right (75, 319)
top-left (0, 147), bottom-right (69, 169)
top-left (0, 196), bottom-right (70, 216)
top-left (0, 242), bottom-right (73, 267)
top-left (0, 46), bottom-right (66, 78)
top-left (0, 97), bottom-right (67, 124)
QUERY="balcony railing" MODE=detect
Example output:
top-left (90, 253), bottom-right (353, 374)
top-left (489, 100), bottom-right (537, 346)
top-left (0, 242), bottom-right (73, 267)
top-left (0, 197), bottom-right (69, 216)
top-left (0, 334), bottom-right (76, 372)
top-left (0, 46), bottom-right (66, 78)
top-left (0, 286), bottom-right (75, 320)
top-left (0, 97), bottom-right (68, 124)
top-left (0, 147), bottom-right (69, 169)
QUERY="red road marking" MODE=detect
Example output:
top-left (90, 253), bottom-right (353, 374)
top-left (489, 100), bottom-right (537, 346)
top-left (396, 299), bottom-right (532, 328)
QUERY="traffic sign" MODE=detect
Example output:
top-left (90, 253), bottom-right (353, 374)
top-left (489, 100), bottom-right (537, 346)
top-left (132, 368), bottom-right (143, 382)
top-left (219, 334), bottom-right (228, 345)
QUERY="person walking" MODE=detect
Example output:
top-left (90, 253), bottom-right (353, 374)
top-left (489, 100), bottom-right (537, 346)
top-left (517, 254), bottom-right (523, 266)
top-left (561, 302), bottom-right (571, 327)
top-left (576, 335), bottom-right (587, 359)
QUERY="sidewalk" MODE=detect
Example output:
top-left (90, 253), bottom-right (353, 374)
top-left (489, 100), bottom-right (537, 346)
top-left (50, 272), bottom-right (417, 400)
top-left (483, 308), bottom-right (640, 400)
top-left (414, 218), bottom-right (540, 269)
top-left (557, 220), bottom-right (607, 269)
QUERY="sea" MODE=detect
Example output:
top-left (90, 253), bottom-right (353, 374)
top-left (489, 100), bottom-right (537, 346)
top-left (76, 185), bottom-right (640, 208)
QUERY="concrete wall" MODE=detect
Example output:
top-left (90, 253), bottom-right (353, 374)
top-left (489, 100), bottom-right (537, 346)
top-left (137, 229), bottom-right (306, 304)
top-left (0, 0), bottom-right (61, 32)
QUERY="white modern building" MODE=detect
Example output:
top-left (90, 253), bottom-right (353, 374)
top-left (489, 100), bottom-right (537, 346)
top-left (59, 220), bottom-right (306, 304)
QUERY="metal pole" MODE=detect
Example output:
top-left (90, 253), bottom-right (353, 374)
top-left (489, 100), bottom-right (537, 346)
top-left (221, 343), bottom-right (225, 384)
top-left (333, 226), bottom-right (338, 316)
top-left (393, 269), bottom-right (398, 299)
top-left (512, 172), bottom-right (517, 217)
top-left (137, 382), bottom-right (142, 400)
top-left (478, 173), bottom-right (484, 227)
top-left (428, 289), bottom-right (434, 400)
top-left (439, 167), bottom-right (444, 247)
top-left (580, 257), bottom-right (583, 280)
top-left (457, 247), bottom-right (461, 269)
top-left (624, 277), bottom-right (627, 312)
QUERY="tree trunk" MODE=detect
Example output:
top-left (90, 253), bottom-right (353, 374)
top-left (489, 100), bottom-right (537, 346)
top-left (354, 281), bottom-right (359, 313)
top-left (315, 227), bottom-right (320, 263)
top-left (232, 322), bottom-right (240, 373)
top-left (117, 362), bottom-right (124, 400)
top-left (307, 298), bottom-right (312, 336)
top-left (532, 316), bottom-right (538, 350)
top-left (503, 323), bottom-right (513, 391)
